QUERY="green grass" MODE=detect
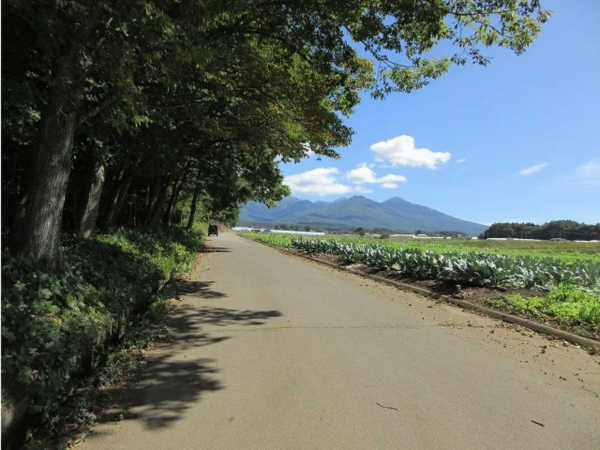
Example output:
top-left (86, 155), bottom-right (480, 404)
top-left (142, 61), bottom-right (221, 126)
top-left (489, 284), bottom-right (600, 329)
top-left (238, 232), bottom-right (600, 261)
top-left (1, 226), bottom-right (204, 449)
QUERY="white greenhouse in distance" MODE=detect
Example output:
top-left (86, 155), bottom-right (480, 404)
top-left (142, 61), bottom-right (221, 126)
top-left (231, 227), bottom-right (325, 236)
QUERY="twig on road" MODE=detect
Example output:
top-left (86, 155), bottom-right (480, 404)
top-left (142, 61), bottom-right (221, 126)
top-left (531, 420), bottom-right (545, 427)
top-left (376, 402), bottom-right (399, 411)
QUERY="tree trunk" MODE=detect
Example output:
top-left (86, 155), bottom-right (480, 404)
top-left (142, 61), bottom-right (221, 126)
top-left (144, 177), bottom-right (163, 223)
top-left (99, 160), bottom-right (139, 231)
top-left (18, 72), bottom-right (80, 268)
top-left (163, 178), bottom-right (186, 226)
top-left (74, 158), bottom-right (105, 238)
top-left (8, 194), bottom-right (28, 251)
top-left (111, 179), bottom-right (133, 228)
top-left (186, 186), bottom-right (201, 231)
top-left (99, 183), bottom-right (121, 231)
top-left (147, 181), bottom-right (171, 227)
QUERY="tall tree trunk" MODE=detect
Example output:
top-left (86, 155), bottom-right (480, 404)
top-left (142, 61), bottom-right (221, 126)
top-left (18, 69), bottom-right (80, 268)
top-left (99, 159), bottom-right (138, 230)
top-left (99, 184), bottom-right (121, 231)
top-left (147, 180), bottom-right (171, 227)
top-left (162, 180), bottom-right (179, 226)
top-left (8, 194), bottom-right (28, 251)
top-left (163, 177), bottom-right (186, 226)
top-left (111, 179), bottom-right (133, 228)
top-left (162, 163), bottom-right (191, 226)
top-left (144, 177), bottom-right (163, 223)
top-left (186, 185), bottom-right (201, 231)
top-left (74, 158), bottom-right (105, 238)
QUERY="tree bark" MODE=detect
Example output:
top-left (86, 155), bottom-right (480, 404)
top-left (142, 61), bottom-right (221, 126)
top-left (144, 177), bottom-right (163, 224)
top-left (8, 194), bottom-right (28, 251)
top-left (18, 67), bottom-right (80, 268)
top-left (186, 185), bottom-right (201, 231)
top-left (162, 180), bottom-right (179, 226)
top-left (99, 159), bottom-right (139, 230)
top-left (74, 157), bottom-right (105, 238)
top-left (163, 175), bottom-right (187, 226)
top-left (147, 180), bottom-right (171, 228)
top-left (102, 178), bottom-right (133, 230)
top-left (99, 183), bottom-right (121, 231)
top-left (111, 178), bottom-right (133, 228)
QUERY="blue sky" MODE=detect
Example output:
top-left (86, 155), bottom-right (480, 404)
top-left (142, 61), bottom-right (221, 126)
top-left (279, 0), bottom-right (600, 226)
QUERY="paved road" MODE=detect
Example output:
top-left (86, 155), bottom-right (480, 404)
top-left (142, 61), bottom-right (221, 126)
top-left (85, 233), bottom-right (600, 450)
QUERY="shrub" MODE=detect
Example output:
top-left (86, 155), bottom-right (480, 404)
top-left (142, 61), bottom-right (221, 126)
top-left (1, 226), bottom-right (203, 447)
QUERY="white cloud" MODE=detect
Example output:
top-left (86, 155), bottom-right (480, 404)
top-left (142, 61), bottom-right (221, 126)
top-left (284, 168), bottom-right (356, 196)
top-left (370, 135), bottom-right (451, 169)
top-left (519, 163), bottom-right (548, 175)
top-left (548, 159), bottom-right (600, 192)
top-left (456, 158), bottom-right (467, 164)
top-left (284, 164), bottom-right (406, 196)
top-left (577, 159), bottom-right (600, 177)
top-left (345, 164), bottom-right (407, 189)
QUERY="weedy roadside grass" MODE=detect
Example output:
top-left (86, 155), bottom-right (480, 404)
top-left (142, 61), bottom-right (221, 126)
top-left (1, 226), bottom-right (204, 449)
top-left (488, 284), bottom-right (600, 330)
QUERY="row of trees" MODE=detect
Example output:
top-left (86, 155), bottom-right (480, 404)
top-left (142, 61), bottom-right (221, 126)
top-left (2, 0), bottom-right (550, 270)
top-left (480, 221), bottom-right (600, 241)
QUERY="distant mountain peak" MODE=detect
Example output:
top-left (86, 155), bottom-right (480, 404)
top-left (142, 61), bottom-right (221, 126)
top-left (240, 195), bottom-right (488, 235)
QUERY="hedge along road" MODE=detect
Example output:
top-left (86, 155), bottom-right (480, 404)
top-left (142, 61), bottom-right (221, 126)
top-left (84, 232), bottom-right (600, 450)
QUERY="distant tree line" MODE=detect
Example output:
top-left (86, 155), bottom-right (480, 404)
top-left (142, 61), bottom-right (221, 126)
top-left (479, 221), bottom-right (600, 241)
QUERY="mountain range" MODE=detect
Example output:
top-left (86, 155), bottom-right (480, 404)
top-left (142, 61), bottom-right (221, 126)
top-left (240, 196), bottom-right (488, 236)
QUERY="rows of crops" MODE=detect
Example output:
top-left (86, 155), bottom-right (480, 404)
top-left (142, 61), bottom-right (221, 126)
top-left (239, 232), bottom-right (600, 291)
top-left (239, 232), bottom-right (600, 260)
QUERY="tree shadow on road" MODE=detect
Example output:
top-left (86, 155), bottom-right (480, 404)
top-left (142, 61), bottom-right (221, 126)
top-left (178, 280), bottom-right (227, 299)
top-left (163, 303), bottom-right (282, 351)
top-left (94, 355), bottom-right (223, 431)
top-left (90, 300), bottom-right (283, 435)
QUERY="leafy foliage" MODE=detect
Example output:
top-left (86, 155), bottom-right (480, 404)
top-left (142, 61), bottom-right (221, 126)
top-left (238, 233), bottom-right (600, 290)
top-left (291, 238), bottom-right (600, 290)
top-left (489, 284), bottom-right (600, 328)
top-left (1, 227), bottom-right (201, 447)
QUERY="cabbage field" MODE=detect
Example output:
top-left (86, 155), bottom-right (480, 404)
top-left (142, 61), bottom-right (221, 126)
top-left (239, 233), bottom-right (600, 261)
top-left (238, 232), bottom-right (600, 291)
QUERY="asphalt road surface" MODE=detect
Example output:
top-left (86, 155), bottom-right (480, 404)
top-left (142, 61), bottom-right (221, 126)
top-left (84, 232), bottom-right (600, 450)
